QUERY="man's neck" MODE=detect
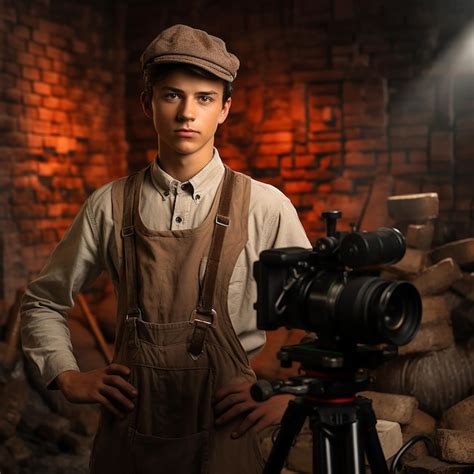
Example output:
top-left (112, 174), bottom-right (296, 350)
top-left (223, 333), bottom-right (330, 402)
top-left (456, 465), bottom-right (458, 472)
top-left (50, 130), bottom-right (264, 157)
top-left (157, 141), bottom-right (214, 182)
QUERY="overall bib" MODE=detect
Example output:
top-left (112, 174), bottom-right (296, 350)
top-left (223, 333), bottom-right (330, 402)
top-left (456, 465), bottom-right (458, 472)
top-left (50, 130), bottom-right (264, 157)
top-left (89, 165), bottom-right (265, 474)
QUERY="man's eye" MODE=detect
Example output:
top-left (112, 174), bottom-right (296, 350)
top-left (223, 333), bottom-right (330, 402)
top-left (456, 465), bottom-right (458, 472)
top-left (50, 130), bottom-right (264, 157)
top-left (165, 93), bottom-right (179, 100)
top-left (199, 95), bottom-right (213, 103)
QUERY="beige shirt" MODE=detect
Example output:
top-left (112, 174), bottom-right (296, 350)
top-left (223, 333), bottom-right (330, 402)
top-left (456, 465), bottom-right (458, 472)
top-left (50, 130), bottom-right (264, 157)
top-left (21, 149), bottom-right (311, 387)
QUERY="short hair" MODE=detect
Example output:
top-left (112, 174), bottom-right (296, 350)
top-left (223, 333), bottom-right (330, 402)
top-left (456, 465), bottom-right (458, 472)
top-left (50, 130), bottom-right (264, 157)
top-left (142, 63), bottom-right (233, 106)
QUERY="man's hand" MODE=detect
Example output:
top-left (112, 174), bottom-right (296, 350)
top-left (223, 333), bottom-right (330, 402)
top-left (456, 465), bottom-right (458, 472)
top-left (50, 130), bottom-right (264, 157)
top-left (213, 379), bottom-right (294, 439)
top-left (55, 364), bottom-right (138, 419)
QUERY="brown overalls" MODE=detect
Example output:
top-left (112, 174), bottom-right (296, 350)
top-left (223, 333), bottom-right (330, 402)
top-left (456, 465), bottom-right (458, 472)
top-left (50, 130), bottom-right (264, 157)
top-left (89, 165), bottom-right (265, 474)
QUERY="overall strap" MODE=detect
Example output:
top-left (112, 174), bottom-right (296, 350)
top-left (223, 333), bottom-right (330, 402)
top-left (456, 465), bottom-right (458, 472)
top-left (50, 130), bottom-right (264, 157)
top-left (189, 165), bottom-right (235, 359)
top-left (121, 172), bottom-right (141, 319)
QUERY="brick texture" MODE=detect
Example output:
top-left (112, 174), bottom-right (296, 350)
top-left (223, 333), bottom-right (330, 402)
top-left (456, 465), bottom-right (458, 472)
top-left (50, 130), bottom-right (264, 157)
top-left (1, 0), bottom-right (127, 307)
top-left (124, 0), bottom-right (474, 242)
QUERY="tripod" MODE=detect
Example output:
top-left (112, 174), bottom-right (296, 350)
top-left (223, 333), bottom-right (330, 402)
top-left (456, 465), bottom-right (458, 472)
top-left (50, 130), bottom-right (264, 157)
top-left (252, 343), bottom-right (393, 474)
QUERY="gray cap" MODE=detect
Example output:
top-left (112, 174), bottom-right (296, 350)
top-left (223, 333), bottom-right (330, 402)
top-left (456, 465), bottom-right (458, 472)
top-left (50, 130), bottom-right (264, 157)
top-left (140, 24), bottom-right (240, 82)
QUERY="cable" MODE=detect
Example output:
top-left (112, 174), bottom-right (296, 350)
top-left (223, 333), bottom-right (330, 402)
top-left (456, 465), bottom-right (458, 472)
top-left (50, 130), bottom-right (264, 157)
top-left (389, 434), bottom-right (435, 474)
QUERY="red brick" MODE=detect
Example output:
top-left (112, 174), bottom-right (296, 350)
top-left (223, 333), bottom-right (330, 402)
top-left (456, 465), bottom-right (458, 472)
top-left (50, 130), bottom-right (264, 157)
top-left (284, 181), bottom-right (314, 194)
top-left (45, 45), bottom-right (63, 61)
top-left (295, 155), bottom-right (315, 167)
top-left (36, 56), bottom-right (52, 70)
top-left (22, 93), bottom-right (42, 106)
top-left (32, 30), bottom-right (49, 45)
top-left (257, 143), bottom-right (292, 155)
top-left (42, 96), bottom-right (60, 109)
top-left (27, 42), bottom-right (45, 56)
top-left (42, 71), bottom-right (60, 85)
top-left (252, 156), bottom-right (278, 168)
top-left (258, 132), bottom-right (293, 143)
top-left (281, 157), bottom-right (293, 168)
top-left (344, 152), bottom-right (375, 167)
top-left (307, 141), bottom-right (341, 153)
top-left (345, 138), bottom-right (387, 151)
top-left (33, 82), bottom-right (51, 96)
top-left (332, 177), bottom-right (354, 193)
top-left (22, 66), bottom-right (40, 81)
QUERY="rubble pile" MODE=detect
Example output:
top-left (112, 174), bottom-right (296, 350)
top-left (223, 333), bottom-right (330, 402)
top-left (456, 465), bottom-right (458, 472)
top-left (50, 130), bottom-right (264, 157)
top-left (0, 292), bottom-right (101, 474)
top-left (374, 193), bottom-right (474, 470)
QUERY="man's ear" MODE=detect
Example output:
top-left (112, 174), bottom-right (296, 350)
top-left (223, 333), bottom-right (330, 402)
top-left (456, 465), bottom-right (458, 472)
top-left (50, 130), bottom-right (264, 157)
top-left (218, 98), bottom-right (232, 125)
top-left (140, 91), bottom-right (153, 119)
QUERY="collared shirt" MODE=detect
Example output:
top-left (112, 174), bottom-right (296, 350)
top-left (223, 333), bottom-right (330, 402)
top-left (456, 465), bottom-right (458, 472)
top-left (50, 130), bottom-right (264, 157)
top-left (21, 149), bottom-right (311, 387)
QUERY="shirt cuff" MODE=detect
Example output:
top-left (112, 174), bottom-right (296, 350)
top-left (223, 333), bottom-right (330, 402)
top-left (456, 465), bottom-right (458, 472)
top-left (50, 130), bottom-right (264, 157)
top-left (44, 353), bottom-right (80, 390)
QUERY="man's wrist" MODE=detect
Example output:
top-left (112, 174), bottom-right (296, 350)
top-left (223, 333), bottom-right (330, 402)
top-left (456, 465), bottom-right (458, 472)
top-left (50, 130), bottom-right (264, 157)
top-left (55, 370), bottom-right (80, 391)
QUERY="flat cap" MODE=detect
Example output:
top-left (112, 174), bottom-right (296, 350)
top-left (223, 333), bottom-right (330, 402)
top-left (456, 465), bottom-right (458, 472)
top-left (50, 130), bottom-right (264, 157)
top-left (140, 24), bottom-right (240, 82)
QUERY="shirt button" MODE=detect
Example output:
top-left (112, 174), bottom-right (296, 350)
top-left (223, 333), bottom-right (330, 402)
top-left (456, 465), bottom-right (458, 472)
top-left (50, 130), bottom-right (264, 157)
top-left (175, 216), bottom-right (183, 223)
top-left (195, 194), bottom-right (201, 200)
top-left (163, 191), bottom-right (170, 197)
top-left (181, 183), bottom-right (189, 190)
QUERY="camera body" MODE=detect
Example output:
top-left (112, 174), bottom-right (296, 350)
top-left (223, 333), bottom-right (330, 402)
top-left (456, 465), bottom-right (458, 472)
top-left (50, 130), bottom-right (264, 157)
top-left (253, 211), bottom-right (421, 346)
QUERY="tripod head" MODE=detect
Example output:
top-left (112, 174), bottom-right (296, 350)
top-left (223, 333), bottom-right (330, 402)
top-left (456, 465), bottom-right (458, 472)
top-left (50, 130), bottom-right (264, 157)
top-left (251, 340), bottom-right (397, 402)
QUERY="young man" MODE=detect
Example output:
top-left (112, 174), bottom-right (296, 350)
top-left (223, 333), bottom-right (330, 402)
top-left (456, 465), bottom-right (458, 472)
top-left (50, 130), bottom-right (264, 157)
top-left (21, 24), bottom-right (311, 473)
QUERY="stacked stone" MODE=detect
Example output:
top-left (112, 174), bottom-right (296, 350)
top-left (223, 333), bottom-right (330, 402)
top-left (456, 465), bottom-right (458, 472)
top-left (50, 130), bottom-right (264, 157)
top-left (374, 192), bottom-right (474, 469)
top-left (0, 298), bottom-right (99, 474)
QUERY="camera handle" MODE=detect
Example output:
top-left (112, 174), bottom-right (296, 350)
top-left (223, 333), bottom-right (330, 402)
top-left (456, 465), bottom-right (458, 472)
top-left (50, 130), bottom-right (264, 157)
top-left (256, 385), bottom-right (389, 474)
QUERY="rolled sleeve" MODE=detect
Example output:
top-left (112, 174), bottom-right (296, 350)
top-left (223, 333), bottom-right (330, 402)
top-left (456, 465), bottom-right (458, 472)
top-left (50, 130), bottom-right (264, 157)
top-left (21, 197), bottom-right (104, 388)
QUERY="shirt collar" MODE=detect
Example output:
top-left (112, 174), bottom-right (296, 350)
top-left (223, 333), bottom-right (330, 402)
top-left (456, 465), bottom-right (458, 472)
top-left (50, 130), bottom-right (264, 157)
top-left (150, 148), bottom-right (225, 201)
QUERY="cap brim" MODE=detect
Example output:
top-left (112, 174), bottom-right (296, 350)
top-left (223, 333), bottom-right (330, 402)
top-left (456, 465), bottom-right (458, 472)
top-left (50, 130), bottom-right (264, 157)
top-left (146, 54), bottom-right (235, 82)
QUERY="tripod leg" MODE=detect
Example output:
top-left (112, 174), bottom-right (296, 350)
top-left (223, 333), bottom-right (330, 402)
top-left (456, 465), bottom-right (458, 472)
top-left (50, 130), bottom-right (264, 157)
top-left (357, 397), bottom-right (389, 474)
top-left (263, 399), bottom-right (307, 474)
top-left (311, 405), bottom-right (365, 474)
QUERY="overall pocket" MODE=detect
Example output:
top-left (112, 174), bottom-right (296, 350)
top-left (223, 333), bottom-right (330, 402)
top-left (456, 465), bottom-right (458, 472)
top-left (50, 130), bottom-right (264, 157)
top-left (132, 429), bottom-right (209, 474)
top-left (134, 363), bottom-right (214, 437)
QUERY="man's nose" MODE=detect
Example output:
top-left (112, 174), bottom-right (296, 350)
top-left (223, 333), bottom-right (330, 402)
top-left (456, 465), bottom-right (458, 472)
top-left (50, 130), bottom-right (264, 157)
top-left (177, 97), bottom-right (196, 121)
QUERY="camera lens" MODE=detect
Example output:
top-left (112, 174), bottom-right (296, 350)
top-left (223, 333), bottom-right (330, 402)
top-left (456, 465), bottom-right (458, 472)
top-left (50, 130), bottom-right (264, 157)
top-left (339, 228), bottom-right (406, 268)
top-left (333, 277), bottom-right (421, 345)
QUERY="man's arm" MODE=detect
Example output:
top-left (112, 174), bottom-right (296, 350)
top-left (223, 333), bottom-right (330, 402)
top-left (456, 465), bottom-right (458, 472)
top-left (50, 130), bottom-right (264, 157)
top-left (20, 194), bottom-right (137, 417)
top-left (21, 199), bottom-right (103, 387)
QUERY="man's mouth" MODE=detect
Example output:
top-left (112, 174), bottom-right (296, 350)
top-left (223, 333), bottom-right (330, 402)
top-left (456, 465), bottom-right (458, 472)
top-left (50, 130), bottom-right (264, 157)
top-left (175, 128), bottom-right (199, 137)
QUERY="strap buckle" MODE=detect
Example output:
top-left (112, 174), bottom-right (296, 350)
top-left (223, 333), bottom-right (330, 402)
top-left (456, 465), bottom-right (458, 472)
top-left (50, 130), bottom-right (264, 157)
top-left (190, 308), bottom-right (216, 327)
top-left (215, 215), bottom-right (230, 227)
top-left (121, 225), bottom-right (135, 237)
top-left (125, 308), bottom-right (142, 320)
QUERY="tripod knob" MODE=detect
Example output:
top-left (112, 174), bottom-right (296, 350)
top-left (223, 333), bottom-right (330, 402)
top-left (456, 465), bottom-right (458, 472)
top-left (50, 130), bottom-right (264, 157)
top-left (250, 380), bottom-right (274, 402)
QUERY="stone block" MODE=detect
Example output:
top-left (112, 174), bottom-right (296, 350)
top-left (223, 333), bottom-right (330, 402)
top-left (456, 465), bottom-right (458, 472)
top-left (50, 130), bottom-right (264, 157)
top-left (431, 238), bottom-right (474, 271)
top-left (402, 409), bottom-right (436, 438)
top-left (406, 222), bottom-right (434, 250)
top-left (421, 296), bottom-right (450, 325)
top-left (399, 321), bottom-right (454, 355)
top-left (387, 193), bottom-right (439, 222)
top-left (442, 395), bottom-right (474, 432)
top-left (401, 455), bottom-right (474, 473)
top-left (358, 391), bottom-right (418, 424)
top-left (388, 248), bottom-right (428, 275)
top-left (436, 428), bottom-right (474, 463)
top-left (452, 272), bottom-right (474, 301)
top-left (375, 419), bottom-right (403, 460)
top-left (412, 258), bottom-right (462, 296)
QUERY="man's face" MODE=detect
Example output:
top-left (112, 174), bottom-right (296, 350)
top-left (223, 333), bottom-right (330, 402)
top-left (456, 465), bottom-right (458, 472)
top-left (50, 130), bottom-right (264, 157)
top-left (142, 69), bottom-right (231, 157)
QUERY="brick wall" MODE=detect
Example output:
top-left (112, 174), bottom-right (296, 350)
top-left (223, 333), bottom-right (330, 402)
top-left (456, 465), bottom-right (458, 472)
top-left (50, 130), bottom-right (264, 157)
top-left (125, 0), bottom-right (474, 243)
top-left (1, 0), bottom-right (473, 310)
top-left (0, 0), bottom-right (127, 310)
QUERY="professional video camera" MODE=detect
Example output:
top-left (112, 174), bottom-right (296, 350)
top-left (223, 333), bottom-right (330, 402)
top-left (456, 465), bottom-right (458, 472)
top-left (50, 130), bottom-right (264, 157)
top-left (254, 209), bottom-right (421, 348)
top-left (252, 210), bottom-right (423, 474)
